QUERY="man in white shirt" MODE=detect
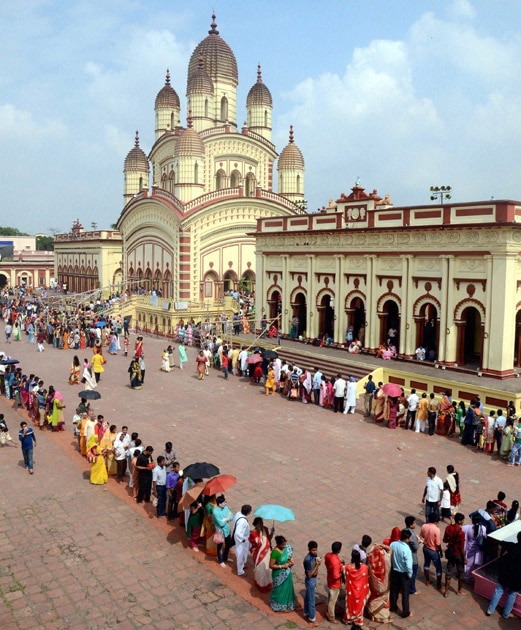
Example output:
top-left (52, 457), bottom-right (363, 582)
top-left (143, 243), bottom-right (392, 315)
top-left (113, 426), bottom-right (131, 482)
top-left (312, 368), bottom-right (323, 405)
top-left (152, 456), bottom-right (167, 518)
top-left (421, 467), bottom-right (443, 523)
top-left (405, 389), bottom-right (420, 431)
top-left (333, 374), bottom-right (347, 413)
top-left (233, 504), bottom-right (252, 576)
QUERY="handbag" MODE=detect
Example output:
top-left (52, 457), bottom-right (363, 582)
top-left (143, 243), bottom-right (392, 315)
top-left (213, 530), bottom-right (224, 544)
top-left (290, 388), bottom-right (298, 399)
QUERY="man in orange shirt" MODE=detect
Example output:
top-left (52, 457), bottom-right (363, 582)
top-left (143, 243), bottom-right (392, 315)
top-left (420, 513), bottom-right (443, 589)
top-left (324, 541), bottom-right (344, 623)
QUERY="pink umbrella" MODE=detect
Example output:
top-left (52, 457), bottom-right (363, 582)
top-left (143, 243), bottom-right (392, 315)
top-left (382, 383), bottom-right (402, 397)
top-left (246, 353), bottom-right (263, 364)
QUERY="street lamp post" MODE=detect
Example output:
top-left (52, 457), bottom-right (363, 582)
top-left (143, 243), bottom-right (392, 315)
top-left (430, 185), bottom-right (452, 204)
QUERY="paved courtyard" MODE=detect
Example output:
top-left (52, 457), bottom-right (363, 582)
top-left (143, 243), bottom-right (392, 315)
top-left (0, 327), bottom-right (518, 629)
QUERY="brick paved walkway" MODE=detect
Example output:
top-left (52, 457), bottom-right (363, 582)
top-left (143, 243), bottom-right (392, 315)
top-left (0, 328), bottom-right (518, 628)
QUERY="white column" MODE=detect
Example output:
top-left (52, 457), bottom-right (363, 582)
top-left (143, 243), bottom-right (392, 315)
top-left (334, 254), bottom-right (343, 343)
top-left (485, 253), bottom-right (517, 374)
top-left (255, 245), bottom-right (265, 331)
top-left (366, 255), bottom-right (377, 350)
top-left (307, 254), bottom-right (316, 338)
top-left (281, 254), bottom-right (290, 334)
top-left (437, 256), bottom-right (448, 362)
top-left (482, 255), bottom-right (493, 370)
top-left (443, 256), bottom-right (457, 364)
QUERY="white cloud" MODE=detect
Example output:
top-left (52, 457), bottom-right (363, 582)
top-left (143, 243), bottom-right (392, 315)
top-left (446, 0), bottom-right (476, 20)
top-left (0, 103), bottom-right (67, 140)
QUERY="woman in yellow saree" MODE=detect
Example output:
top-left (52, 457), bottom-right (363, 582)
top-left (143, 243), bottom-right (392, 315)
top-left (87, 435), bottom-right (108, 485)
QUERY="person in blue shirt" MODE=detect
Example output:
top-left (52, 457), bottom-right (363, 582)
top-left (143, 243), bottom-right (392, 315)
top-left (389, 529), bottom-right (413, 619)
top-left (303, 540), bottom-right (320, 624)
top-left (18, 421), bottom-right (37, 474)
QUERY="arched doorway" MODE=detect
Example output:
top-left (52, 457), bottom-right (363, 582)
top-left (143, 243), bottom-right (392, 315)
top-left (417, 303), bottom-right (439, 361)
top-left (318, 294), bottom-right (334, 339)
top-left (380, 300), bottom-right (400, 346)
top-left (223, 270), bottom-right (237, 293)
top-left (268, 290), bottom-right (281, 322)
top-left (0, 273), bottom-right (8, 289)
top-left (458, 307), bottom-right (482, 366)
top-left (240, 270), bottom-right (255, 295)
top-left (291, 292), bottom-right (307, 338)
top-left (348, 297), bottom-right (366, 344)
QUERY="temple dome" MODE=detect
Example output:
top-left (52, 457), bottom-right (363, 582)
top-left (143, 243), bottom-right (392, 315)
top-left (278, 126), bottom-right (304, 170)
top-left (124, 131), bottom-right (149, 172)
top-left (174, 115), bottom-right (205, 158)
top-left (187, 52), bottom-right (214, 95)
top-left (247, 65), bottom-right (272, 107)
top-left (187, 14), bottom-right (238, 89)
top-left (154, 69), bottom-right (180, 109)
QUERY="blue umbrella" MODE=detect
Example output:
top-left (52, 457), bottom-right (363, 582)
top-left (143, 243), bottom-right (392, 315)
top-left (95, 321), bottom-right (107, 328)
top-left (254, 504), bottom-right (295, 522)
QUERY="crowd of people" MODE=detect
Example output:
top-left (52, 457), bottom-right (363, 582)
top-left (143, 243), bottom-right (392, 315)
top-left (2, 286), bottom-right (521, 624)
top-left (363, 379), bottom-right (521, 465)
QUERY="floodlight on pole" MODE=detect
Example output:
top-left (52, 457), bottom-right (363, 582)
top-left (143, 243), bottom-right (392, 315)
top-left (430, 185), bottom-right (452, 204)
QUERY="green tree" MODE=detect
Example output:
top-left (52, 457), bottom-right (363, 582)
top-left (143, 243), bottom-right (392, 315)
top-left (36, 235), bottom-right (54, 251)
top-left (0, 227), bottom-right (29, 236)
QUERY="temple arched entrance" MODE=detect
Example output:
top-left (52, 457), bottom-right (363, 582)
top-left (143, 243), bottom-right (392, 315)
top-left (457, 306), bottom-right (483, 366)
top-left (380, 299), bottom-right (400, 346)
top-left (268, 290), bottom-right (281, 322)
top-left (347, 297), bottom-right (366, 344)
top-left (291, 292), bottom-right (306, 338)
top-left (318, 294), bottom-right (335, 339)
top-left (416, 303), bottom-right (439, 361)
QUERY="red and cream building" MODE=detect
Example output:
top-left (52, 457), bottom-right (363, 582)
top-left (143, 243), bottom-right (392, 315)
top-left (117, 14), bottom-right (303, 305)
top-left (254, 183), bottom-right (521, 379)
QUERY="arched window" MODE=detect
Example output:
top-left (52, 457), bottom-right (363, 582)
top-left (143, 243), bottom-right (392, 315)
top-left (216, 169), bottom-right (226, 190)
top-left (204, 99), bottom-right (208, 118)
top-left (264, 110), bottom-right (268, 127)
top-left (144, 268), bottom-right (152, 292)
top-left (245, 172), bottom-right (256, 196)
top-left (220, 96), bottom-right (228, 121)
top-left (194, 162), bottom-right (199, 184)
top-left (170, 112), bottom-right (175, 130)
top-left (296, 174), bottom-right (301, 194)
top-left (139, 176), bottom-right (143, 191)
top-left (168, 169), bottom-right (175, 193)
top-left (230, 170), bottom-right (241, 188)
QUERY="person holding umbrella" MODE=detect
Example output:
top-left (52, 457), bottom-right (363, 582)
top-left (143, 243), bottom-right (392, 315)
top-left (212, 495), bottom-right (234, 568)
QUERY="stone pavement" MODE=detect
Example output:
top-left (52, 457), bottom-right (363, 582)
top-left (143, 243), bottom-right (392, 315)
top-left (0, 328), bottom-right (518, 629)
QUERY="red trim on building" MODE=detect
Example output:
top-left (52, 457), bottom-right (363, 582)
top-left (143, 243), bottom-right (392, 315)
top-left (413, 210), bottom-right (442, 219)
top-left (455, 207), bottom-right (493, 217)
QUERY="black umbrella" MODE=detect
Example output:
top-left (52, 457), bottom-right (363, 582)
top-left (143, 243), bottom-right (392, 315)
top-left (0, 358), bottom-right (19, 365)
top-left (78, 390), bottom-right (101, 400)
top-left (262, 349), bottom-right (278, 360)
top-left (183, 462), bottom-right (220, 480)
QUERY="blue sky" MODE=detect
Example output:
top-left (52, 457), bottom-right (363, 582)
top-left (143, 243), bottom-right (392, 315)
top-left (1, 0), bottom-right (521, 233)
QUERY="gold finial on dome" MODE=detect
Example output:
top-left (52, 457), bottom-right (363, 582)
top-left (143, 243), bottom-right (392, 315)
top-left (289, 125), bottom-right (294, 143)
top-left (209, 13), bottom-right (219, 35)
top-left (134, 130), bottom-right (140, 147)
top-left (165, 69), bottom-right (171, 86)
top-left (187, 109), bottom-right (193, 129)
top-left (257, 63), bottom-right (262, 83)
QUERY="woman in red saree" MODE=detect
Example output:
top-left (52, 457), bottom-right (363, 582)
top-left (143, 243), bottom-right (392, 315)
top-left (343, 549), bottom-right (369, 627)
top-left (367, 543), bottom-right (392, 623)
top-left (249, 517), bottom-right (273, 592)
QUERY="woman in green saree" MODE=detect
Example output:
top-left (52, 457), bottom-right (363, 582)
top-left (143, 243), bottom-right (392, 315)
top-left (269, 535), bottom-right (296, 612)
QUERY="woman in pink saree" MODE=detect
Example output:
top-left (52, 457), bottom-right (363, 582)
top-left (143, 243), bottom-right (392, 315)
top-left (249, 517), bottom-right (273, 592)
top-left (367, 543), bottom-right (392, 623)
